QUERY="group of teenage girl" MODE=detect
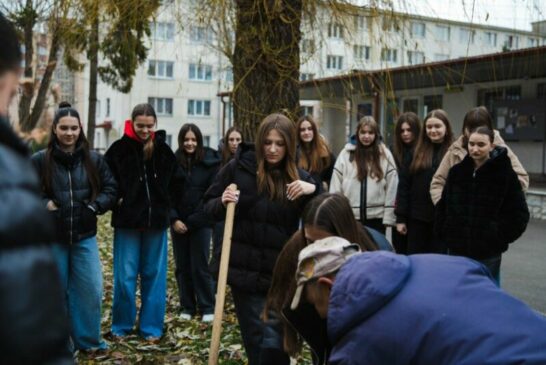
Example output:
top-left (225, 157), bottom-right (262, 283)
top-left (31, 100), bottom-right (529, 364)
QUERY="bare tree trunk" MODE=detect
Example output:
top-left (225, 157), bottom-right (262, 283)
top-left (18, 0), bottom-right (36, 131)
top-left (87, 10), bottom-right (99, 149)
top-left (233, 0), bottom-right (302, 141)
top-left (25, 29), bottom-right (61, 131)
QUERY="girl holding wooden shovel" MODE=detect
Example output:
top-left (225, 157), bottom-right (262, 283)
top-left (204, 113), bottom-right (320, 365)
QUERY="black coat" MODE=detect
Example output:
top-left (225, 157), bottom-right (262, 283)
top-left (395, 144), bottom-right (442, 223)
top-left (104, 132), bottom-right (177, 230)
top-left (32, 144), bottom-right (117, 244)
top-left (204, 143), bottom-right (320, 293)
top-left (0, 116), bottom-right (72, 364)
top-left (435, 147), bottom-right (529, 259)
top-left (171, 147), bottom-right (221, 231)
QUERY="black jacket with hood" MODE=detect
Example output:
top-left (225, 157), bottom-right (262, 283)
top-left (32, 143), bottom-right (117, 244)
top-left (171, 147), bottom-right (221, 231)
top-left (435, 146), bottom-right (530, 259)
top-left (104, 122), bottom-right (177, 230)
top-left (204, 142), bottom-right (320, 293)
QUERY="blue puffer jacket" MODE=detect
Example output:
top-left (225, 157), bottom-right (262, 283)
top-left (328, 252), bottom-right (546, 365)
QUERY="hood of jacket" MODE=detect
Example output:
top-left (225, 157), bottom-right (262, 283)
top-left (328, 252), bottom-right (411, 344)
top-left (235, 142), bottom-right (257, 175)
top-left (459, 145), bottom-right (510, 174)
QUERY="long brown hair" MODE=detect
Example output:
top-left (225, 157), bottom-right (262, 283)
top-left (131, 103), bottom-right (157, 160)
top-left (221, 126), bottom-right (243, 166)
top-left (410, 109), bottom-right (454, 173)
top-left (255, 113), bottom-right (299, 202)
top-left (265, 193), bottom-right (378, 356)
top-left (393, 112), bottom-right (421, 167)
top-left (296, 115), bottom-right (331, 174)
top-left (354, 116), bottom-right (384, 181)
top-left (177, 123), bottom-right (204, 169)
top-left (43, 102), bottom-right (100, 200)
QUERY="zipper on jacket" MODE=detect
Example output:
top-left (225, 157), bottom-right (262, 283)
top-left (68, 169), bottom-right (74, 244)
top-left (143, 163), bottom-right (152, 227)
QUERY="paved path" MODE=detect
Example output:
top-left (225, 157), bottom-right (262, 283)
top-left (503, 219), bottom-right (546, 314)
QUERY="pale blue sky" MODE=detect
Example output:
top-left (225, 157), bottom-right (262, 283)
top-left (356, 0), bottom-right (546, 31)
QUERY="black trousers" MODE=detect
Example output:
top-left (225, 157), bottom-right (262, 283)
top-left (407, 218), bottom-right (438, 254)
top-left (362, 218), bottom-right (385, 235)
top-left (392, 229), bottom-right (408, 254)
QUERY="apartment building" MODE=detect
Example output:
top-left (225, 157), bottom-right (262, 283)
top-left (83, 2), bottom-right (545, 151)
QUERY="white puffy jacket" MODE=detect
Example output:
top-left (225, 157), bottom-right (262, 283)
top-left (329, 143), bottom-right (398, 226)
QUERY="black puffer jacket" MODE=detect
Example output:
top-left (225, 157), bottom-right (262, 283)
top-left (395, 143), bottom-right (443, 223)
top-left (0, 116), bottom-right (72, 364)
top-left (435, 147), bottom-right (529, 259)
top-left (204, 143), bottom-right (320, 293)
top-left (105, 131), bottom-right (177, 230)
top-left (32, 144), bottom-right (117, 244)
top-left (171, 147), bottom-right (221, 231)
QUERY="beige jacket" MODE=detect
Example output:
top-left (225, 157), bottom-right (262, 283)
top-left (430, 131), bottom-right (529, 205)
top-left (330, 143), bottom-right (398, 226)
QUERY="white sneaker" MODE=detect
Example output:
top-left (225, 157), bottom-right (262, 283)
top-left (202, 314), bottom-right (214, 322)
top-left (179, 313), bottom-right (192, 320)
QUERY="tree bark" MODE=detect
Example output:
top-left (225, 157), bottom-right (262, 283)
top-left (233, 0), bottom-right (302, 141)
top-left (18, 0), bottom-right (36, 131)
top-left (24, 28), bottom-right (61, 132)
top-left (87, 8), bottom-right (99, 149)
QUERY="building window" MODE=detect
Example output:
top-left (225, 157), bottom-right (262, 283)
top-left (504, 35), bottom-right (519, 49)
top-left (477, 85), bottom-right (521, 112)
top-left (434, 53), bottom-right (449, 61)
top-left (300, 73), bottom-right (315, 81)
top-left (150, 22), bottom-right (175, 41)
top-left (537, 83), bottom-right (546, 98)
top-left (326, 55), bottom-right (343, 70)
top-left (407, 51), bottom-right (424, 65)
top-left (402, 98), bottom-right (418, 114)
top-left (327, 23), bottom-right (344, 39)
top-left (354, 45), bottom-right (370, 61)
top-left (381, 48), bottom-right (397, 63)
top-left (190, 26), bottom-right (213, 43)
top-left (300, 105), bottom-right (314, 117)
top-left (189, 63), bottom-right (212, 81)
top-left (225, 67), bottom-right (233, 82)
top-left (148, 97), bottom-right (173, 116)
top-left (436, 25), bottom-right (450, 41)
top-left (301, 39), bottom-right (315, 54)
top-left (423, 95), bottom-right (443, 114)
top-left (354, 15), bottom-right (368, 30)
top-left (485, 32), bottom-right (497, 46)
top-left (459, 28), bottom-right (475, 44)
top-left (382, 16), bottom-right (398, 32)
top-left (166, 134), bottom-right (172, 147)
top-left (188, 99), bottom-right (211, 116)
top-left (204, 136), bottom-right (210, 147)
top-left (106, 97), bottom-right (110, 117)
top-left (411, 22), bottom-right (425, 38)
top-left (148, 60), bottom-right (174, 79)
top-left (528, 37), bottom-right (538, 47)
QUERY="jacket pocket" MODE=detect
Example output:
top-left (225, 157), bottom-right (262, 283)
top-left (80, 205), bottom-right (97, 233)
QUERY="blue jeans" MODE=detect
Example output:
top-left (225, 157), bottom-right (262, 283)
top-left (111, 229), bottom-right (167, 338)
top-left (171, 228), bottom-right (215, 315)
top-left (478, 255), bottom-right (502, 287)
top-left (231, 288), bottom-right (289, 365)
top-left (51, 237), bottom-right (107, 350)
